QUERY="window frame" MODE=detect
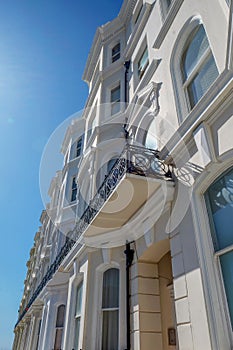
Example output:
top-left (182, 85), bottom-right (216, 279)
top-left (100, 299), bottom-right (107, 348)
top-left (111, 43), bottom-right (121, 63)
top-left (171, 17), bottom-right (219, 123)
top-left (73, 281), bottom-right (84, 350)
top-left (76, 137), bottom-right (82, 158)
top-left (190, 164), bottom-right (233, 349)
top-left (137, 46), bottom-right (149, 80)
top-left (181, 25), bottom-right (218, 111)
top-left (54, 304), bottom-right (66, 350)
top-left (110, 84), bottom-right (121, 116)
top-left (101, 268), bottom-right (120, 350)
top-left (71, 176), bottom-right (78, 202)
top-left (205, 168), bottom-right (233, 330)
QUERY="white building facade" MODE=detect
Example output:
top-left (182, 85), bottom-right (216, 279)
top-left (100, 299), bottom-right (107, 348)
top-left (13, 0), bottom-right (233, 349)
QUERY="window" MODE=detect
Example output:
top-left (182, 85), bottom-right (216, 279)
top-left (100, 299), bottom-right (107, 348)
top-left (112, 43), bottom-right (120, 63)
top-left (54, 305), bottom-right (65, 350)
top-left (101, 268), bottom-right (119, 350)
top-left (111, 85), bottom-right (121, 115)
top-left (76, 138), bottom-right (82, 158)
top-left (181, 25), bottom-right (218, 110)
top-left (71, 177), bottom-right (77, 202)
top-left (73, 281), bottom-right (83, 350)
top-left (138, 47), bottom-right (149, 79)
top-left (205, 167), bottom-right (233, 328)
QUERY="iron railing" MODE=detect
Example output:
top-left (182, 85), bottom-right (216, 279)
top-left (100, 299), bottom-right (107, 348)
top-left (15, 144), bottom-right (173, 327)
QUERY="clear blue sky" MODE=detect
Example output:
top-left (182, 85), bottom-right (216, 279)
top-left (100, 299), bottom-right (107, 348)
top-left (0, 1), bottom-right (122, 349)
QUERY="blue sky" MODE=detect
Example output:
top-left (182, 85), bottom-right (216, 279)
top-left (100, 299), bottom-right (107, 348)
top-left (0, 1), bottom-right (122, 349)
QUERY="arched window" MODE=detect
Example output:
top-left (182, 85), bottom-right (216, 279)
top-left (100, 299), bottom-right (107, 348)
top-left (205, 167), bottom-right (233, 327)
top-left (54, 304), bottom-right (65, 350)
top-left (73, 281), bottom-right (83, 350)
top-left (102, 268), bottom-right (119, 350)
top-left (181, 25), bottom-right (218, 110)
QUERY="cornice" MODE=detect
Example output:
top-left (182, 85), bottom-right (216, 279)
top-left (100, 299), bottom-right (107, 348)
top-left (83, 0), bottom-right (138, 85)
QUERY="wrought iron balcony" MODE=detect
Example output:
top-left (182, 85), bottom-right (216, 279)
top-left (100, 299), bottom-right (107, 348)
top-left (15, 144), bottom-right (173, 327)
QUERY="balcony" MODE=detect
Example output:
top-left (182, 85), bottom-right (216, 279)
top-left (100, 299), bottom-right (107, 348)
top-left (72, 144), bottom-right (174, 247)
top-left (15, 144), bottom-right (174, 326)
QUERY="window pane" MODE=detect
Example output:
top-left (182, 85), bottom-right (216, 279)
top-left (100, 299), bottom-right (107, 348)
top-left (206, 168), bottom-right (233, 250)
top-left (187, 54), bottom-right (218, 108)
top-left (72, 178), bottom-right (77, 190)
top-left (183, 26), bottom-right (209, 80)
top-left (102, 310), bottom-right (119, 350)
top-left (56, 305), bottom-right (65, 327)
top-left (71, 178), bottom-right (77, 202)
top-left (76, 138), bottom-right (82, 157)
top-left (74, 317), bottom-right (81, 350)
top-left (75, 282), bottom-right (83, 315)
top-left (220, 250), bottom-right (233, 328)
top-left (111, 86), bottom-right (121, 115)
top-left (102, 269), bottom-right (119, 308)
top-left (54, 328), bottom-right (63, 350)
top-left (111, 86), bottom-right (120, 103)
top-left (138, 47), bottom-right (149, 78)
top-left (112, 43), bottom-right (120, 63)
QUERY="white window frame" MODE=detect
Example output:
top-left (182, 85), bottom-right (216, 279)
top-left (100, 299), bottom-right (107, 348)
top-left (73, 281), bottom-right (84, 350)
top-left (110, 84), bottom-right (121, 116)
top-left (137, 46), bottom-right (149, 80)
top-left (192, 165), bottom-right (233, 349)
top-left (133, 39), bottom-right (149, 89)
top-left (181, 25), bottom-right (218, 111)
top-left (205, 168), bottom-right (233, 330)
top-left (92, 263), bottom-right (124, 350)
top-left (111, 42), bottom-right (121, 63)
top-left (71, 176), bottom-right (77, 202)
top-left (171, 16), bottom-right (219, 123)
top-left (101, 268), bottom-right (120, 350)
top-left (76, 137), bottom-right (82, 158)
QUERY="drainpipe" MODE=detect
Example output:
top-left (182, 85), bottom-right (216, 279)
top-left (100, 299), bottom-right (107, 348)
top-left (124, 61), bottom-right (130, 143)
top-left (124, 241), bottom-right (134, 350)
top-left (124, 60), bottom-right (130, 104)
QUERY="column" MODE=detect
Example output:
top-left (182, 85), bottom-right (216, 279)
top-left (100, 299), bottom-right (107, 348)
top-left (19, 318), bottom-right (30, 350)
top-left (131, 261), bottom-right (163, 350)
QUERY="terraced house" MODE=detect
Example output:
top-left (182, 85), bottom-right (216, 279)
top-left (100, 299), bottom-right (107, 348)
top-left (13, 0), bottom-right (233, 349)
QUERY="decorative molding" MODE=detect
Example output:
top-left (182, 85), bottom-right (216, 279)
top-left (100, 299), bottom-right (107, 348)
top-left (124, 3), bottom-right (153, 59)
top-left (153, 0), bottom-right (184, 49)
